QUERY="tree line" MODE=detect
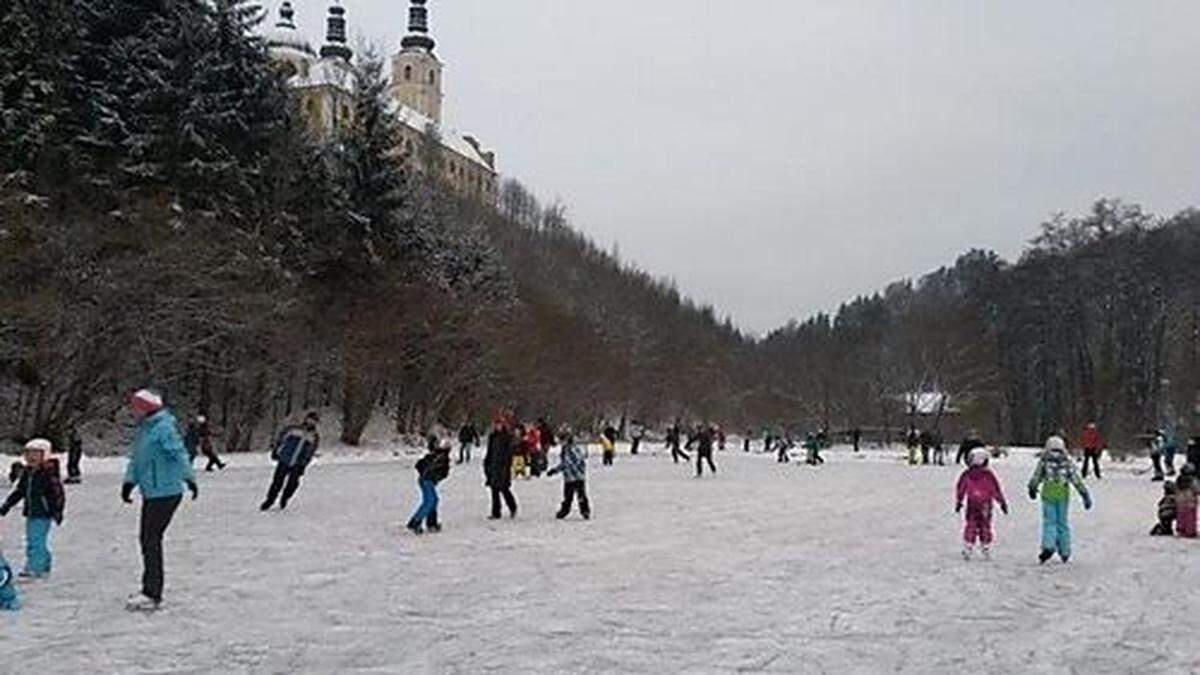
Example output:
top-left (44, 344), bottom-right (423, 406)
top-left (2, 2), bottom-right (1196, 452)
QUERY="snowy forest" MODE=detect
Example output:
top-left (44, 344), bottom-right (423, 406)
top-left (2, 1), bottom-right (1198, 451)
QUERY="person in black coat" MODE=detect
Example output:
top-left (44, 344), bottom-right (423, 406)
top-left (65, 429), bottom-right (84, 484)
top-left (689, 425), bottom-right (718, 477)
top-left (484, 419), bottom-right (518, 519)
top-left (457, 422), bottom-right (479, 465)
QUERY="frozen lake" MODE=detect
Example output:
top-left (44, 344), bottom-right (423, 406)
top-left (2, 444), bottom-right (1196, 673)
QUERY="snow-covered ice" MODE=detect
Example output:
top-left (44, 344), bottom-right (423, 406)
top-left (2, 444), bottom-right (1197, 673)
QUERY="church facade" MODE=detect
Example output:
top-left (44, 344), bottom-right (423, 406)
top-left (264, 1), bottom-right (498, 202)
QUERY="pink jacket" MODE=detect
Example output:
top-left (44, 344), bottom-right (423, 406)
top-left (956, 466), bottom-right (1008, 510)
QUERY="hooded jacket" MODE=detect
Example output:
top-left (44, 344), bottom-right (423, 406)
top-left (1, 459), bottom-right (64, 522)
top-left (124, 409), bottom-right (195, 500)
top-left (956, 465), bottom-right (1007, 510)
top-left (1028, 447), bottom-right (1089, 504)
top-left (548, 441), bottom-right (587, 482)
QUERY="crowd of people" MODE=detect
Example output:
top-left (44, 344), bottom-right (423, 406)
top-left (1, 397), bottom-right (1197, 614)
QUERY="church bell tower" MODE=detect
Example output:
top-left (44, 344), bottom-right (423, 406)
top-left (390, 0), bottom-right (444, 124)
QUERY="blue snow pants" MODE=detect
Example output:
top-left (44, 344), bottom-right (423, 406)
top-left (1040, 499), bottom-right (1071, 558)
top-left (0, 554), bottom-right (19, 610)
top-left (410, 479), bottom-right (439, 524)
top-left (25, 517), bottom-right (52, 576)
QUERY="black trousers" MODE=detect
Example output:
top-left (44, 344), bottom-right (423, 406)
top-left (670, 442), bottom-right (690, 464)
top-left (140, 495), bottom-right (182, 602)
top-left (1081, 449), bottom-right (1102, 479)
top-left (264, 463), bottom-right (304, 508)
top-left (696, 450), bottom-right (716, 476)
top-left (557, 480), bottom-right (590, 518)
top-left (630, 438), bottom-right (641, 455)
top-left (67, 447), bottom-right (82, 480)
top-left (458, 442), bottom-right (472, 464)
top-left (202, 442), bottom-right (225, 471)
top-left (602, 451), bottom-right (614, 466)
top-left (490, 485), bottom-right (517, 518)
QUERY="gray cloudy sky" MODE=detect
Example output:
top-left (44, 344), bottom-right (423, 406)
top-left (284, 1), bottom-right (1200, 333)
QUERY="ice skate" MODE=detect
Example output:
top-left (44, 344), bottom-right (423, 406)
top-left (980, 546), bottom-right (991, 561)
top-left (961, 545), bottom-right (973, 560)
top-left (125, 593), bottom-right (161, 612)
top-left (1038, 549), bottom-right (1054, 564)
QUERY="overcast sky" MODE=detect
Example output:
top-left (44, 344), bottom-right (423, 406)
top-left (283, 1), bottom-right (1200, 334)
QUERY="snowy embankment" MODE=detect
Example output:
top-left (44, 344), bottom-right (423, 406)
top-left (2, 443), bottom-right (1196, 673)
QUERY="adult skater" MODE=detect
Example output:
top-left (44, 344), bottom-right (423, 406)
top-left (666, 421), bottom-right (689, 464)
top-left (804, 432), bottom-right (824, 465)
top-left (457, 420), bottom-right (479, 464)
top-left (690, 424), bottom-right (718, 477)
top-left (1078, 422), bottom-right (1105, 479)
top-left (484, 415), bottom-right (518, 519)
top-left (629, 421), bottom-right (644, 455)
top-left (65, 429), bottom-right (83, 484)
top-left (260, 411), bottom-right (320, 511)
top-left (122, 389), bottom-right (198, 612)
top-left (185, 415), bottom-right (226, 472)
top-left (851, 427), bottom-right (861, 453)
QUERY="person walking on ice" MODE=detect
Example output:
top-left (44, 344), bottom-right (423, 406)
top-left (955, 447), bottom-right (1008, 560)
top-left (260, 411), bottom-right (320, 511)
top-left (122, 389), bottom-right (198, 611)
top-left (1028, 435), bottom-right (1091, 564)
top-left (548, 428), bottom-right (590, 520)
top-left (407, 439), bottom-right (451, 535)
top-left (484, 413), bottom-right (519, 519)
top-left (0, 439), bottom-right (65, 580)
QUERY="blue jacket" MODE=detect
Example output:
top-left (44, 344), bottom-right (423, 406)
top-left (0, 553), bottom-right (20, 610)
top-left (273, 425), bottom-right (319, 469)
top-left (124, 409), bottom-right (195, 499)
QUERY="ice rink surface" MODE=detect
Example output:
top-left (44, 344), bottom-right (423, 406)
top-left (2, 445), bottom-right (1197, 673)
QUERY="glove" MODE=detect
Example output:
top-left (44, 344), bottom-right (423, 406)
top-left (187, 479), bottom-right (199, 501)
top-left (1028, 486), bottom-right (1038, 501)
top-left (955, 503), bottom-right (962, 514)
top-left (1082, 493), bottom-right (1092, 510)
top-left (1000, 503), bottom-right (1009, 515)
top-left (0, 504), bottom-right (8, 517)
top-left (121, 482), bottom-right (135, 504)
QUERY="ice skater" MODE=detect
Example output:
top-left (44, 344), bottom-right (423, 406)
top-left (1175, 464), bottom-right (1197, 538)
top-left (185, 415), bottom-right (226, 471)
top-left (122, 389), bottom-right (198, 611)
top-left (65, 428), bottom-right (83, 484)
top-left (457, 420), bottom-right (479, 464)
top-left (804, 433), bottom-right (824, 465)
top-left (260, 411), bottom-right (320, 511)
top-left (690, 424), bottom-right (717, 477)
top-left (666, 422), bottom-right (689, 464)
top-left (601, 424), bottom-right (618, 466)
top-left (1149, 481), bottom-right (1176, 536)
top-left (0, 439), bottom-right (65, 580)
top-left (955, 447), bottom-right (1008, 560)
top-left (484, 414), bottom-right (519, 519)
top-left (0, 546), bottom-right (19, 610)
top-left (407, 440), bottom-right (451, 535)
top-left (548, 428), bottom-right (590, 520)
top-left (1028, 435), bottom-right (1092, 564)
top-left (1078, 422), bottom-right (1104, 479)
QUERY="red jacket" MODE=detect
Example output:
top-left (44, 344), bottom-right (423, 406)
top-left (1080, 427), bottom-right (1104, 451)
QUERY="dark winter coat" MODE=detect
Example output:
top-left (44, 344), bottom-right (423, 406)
top-left (273, 424), bottom-right (320, 470)
top-left (690, 428), bottom-right (715, 455)
top-left (416, 451), bottom-right (451, 485)
top-left (184, 421), bottom-right (210, 457)
top-left (1158, 492), bottom-right (1177, 525)
top-left (537, 421), bottom-right (555, 451)
top-left (0, 460), bottom-right (64, 522)
top-left (458, 424), bottom-right (478, 445)
top-left (485, 428), bottom-right (515, 488)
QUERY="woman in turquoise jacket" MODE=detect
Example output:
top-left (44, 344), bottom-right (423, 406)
top-left (122, 389), bottom-right (198, 612)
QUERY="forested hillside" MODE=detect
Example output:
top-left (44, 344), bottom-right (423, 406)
top-left (1, 1), bottom-right (1196, 451)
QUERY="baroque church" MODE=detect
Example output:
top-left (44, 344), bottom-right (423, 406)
top-left (264, 0), bottom-right (498, 202)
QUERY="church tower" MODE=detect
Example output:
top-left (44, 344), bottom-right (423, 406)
top-left (390, 0), bottom-right (444, 125)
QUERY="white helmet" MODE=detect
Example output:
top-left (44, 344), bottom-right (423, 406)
top-left (1044, 436), bottom-right (1067, 453)
top-left (968, 447), bottom-right (990, 467)
top-left (23, 438), bottom-right (52, 454)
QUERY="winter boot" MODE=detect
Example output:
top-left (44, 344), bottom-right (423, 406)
top-left (1038, 549), bottom-right (1054, 565)
top-left (406, 520), bottom-right (424, 535)
top-left (125, 593), bottom-right (161, 612)
top-left (961, 545), bottom-right (973, 561)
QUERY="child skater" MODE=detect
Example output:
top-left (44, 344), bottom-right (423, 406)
top-left (1149, 481), bottom-right (1176, 536)
top-left (548, 428), bottom-right (590, 520)
top-left (0, 542), bottom-right (19, 610)
top-left (0, 439), bottom-right (65, 580)
top-left (1175, 464), bottom-right (1197, 538)
top-left (407, 439), bottom-right (452, 535)
top-left (1028, 435), bottom-right (1092, 564)
top-left (955, 447), bottom-right (1008, 560)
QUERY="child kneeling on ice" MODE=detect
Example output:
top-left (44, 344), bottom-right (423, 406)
top-left (407, 440), bottom-right (451, 535)
top-left (0, 546), bottom-right (19, 610)
top-left (1150, 481), bottom-right (1176, 536)
top-left (0, 439), bottom-right (65, 580)
top-left (955, 447), bottom-right (1008, 559)
top-left (1028, 435), bottom-right (1091, 563)
top-left (1175, 464), bottom-right (1197, 538)
top-left (548, 429), bottom-right (590, 520)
